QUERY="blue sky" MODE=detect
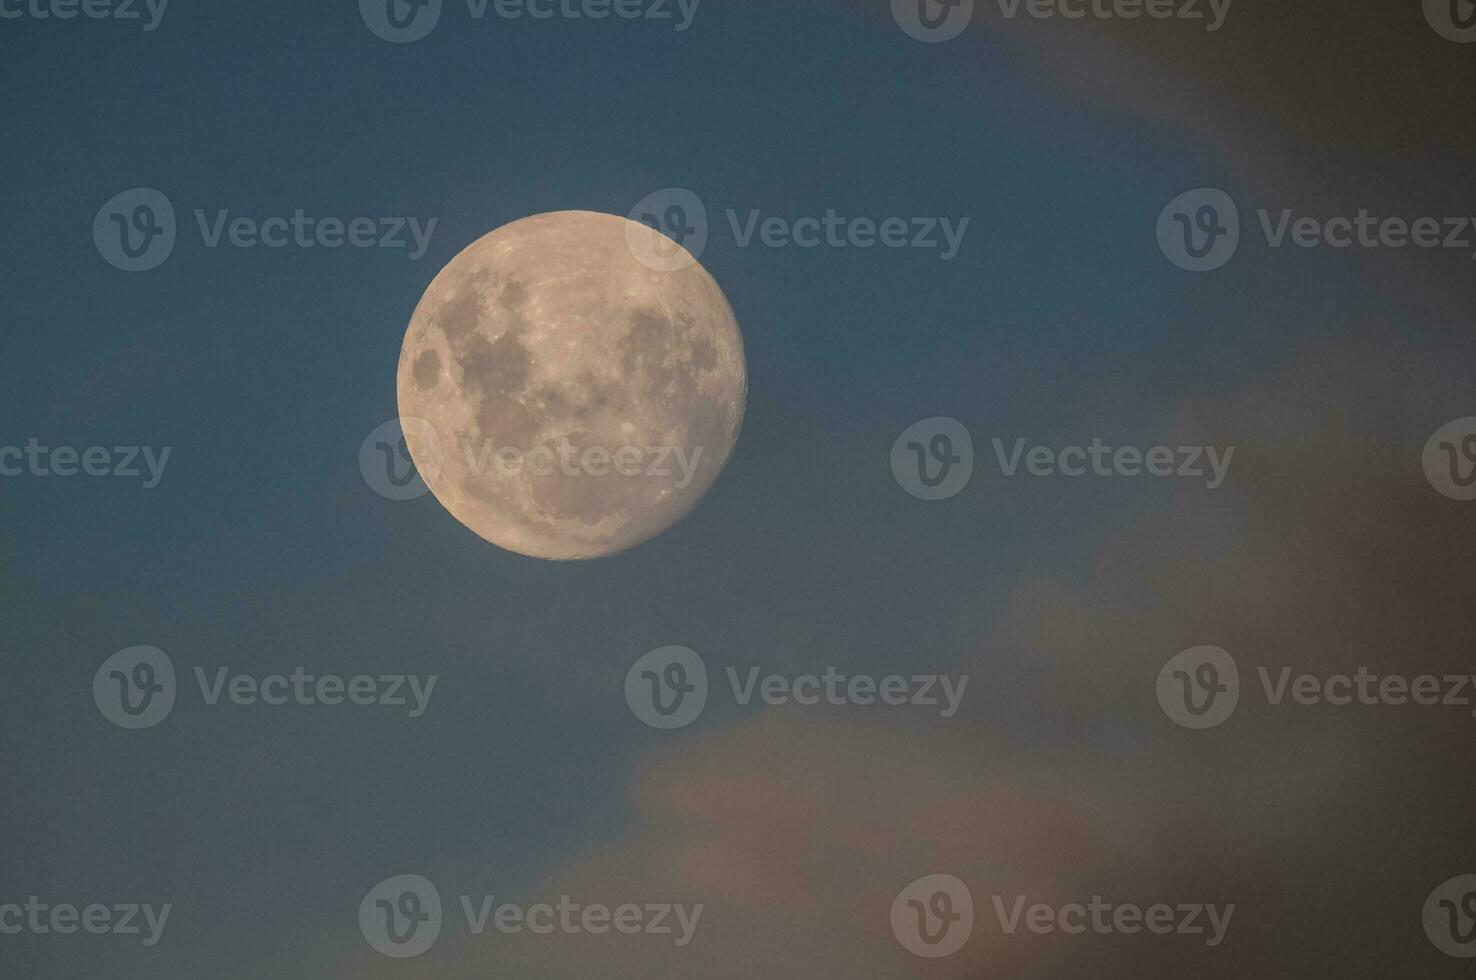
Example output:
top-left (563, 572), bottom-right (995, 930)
top-left (3, 2), bottom-right (1475, 977)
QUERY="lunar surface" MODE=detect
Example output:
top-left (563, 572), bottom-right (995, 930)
top-left (396, 210), bottom-right (747, 559)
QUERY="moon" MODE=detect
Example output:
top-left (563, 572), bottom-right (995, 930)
top-left (396, 210), bottom-right (747, 560)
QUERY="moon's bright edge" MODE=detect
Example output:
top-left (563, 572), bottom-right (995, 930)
top-left (396, 210), bottom-right (747, 560)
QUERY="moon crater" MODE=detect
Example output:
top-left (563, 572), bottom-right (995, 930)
top-left (396, 210), bottom-right (746, 559)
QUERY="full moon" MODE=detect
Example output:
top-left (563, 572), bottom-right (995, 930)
top-left (396, 210), bottom-right (747, 560)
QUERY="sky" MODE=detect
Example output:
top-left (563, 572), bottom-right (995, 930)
top-left (2, 0), bottom-right (1476, 977)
